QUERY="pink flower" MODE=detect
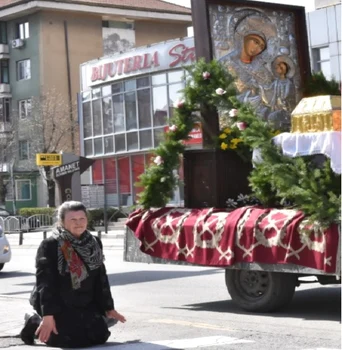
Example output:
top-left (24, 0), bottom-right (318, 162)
top-left (236, 122), bottom-right (247, 130)
top-left (229, 109), bottom-right (238, 117)
top-left (215, 88), bottom-right (226, 95)
top-left (174, 99), bottom-right (185, 108)
top-left (154, 156), bottom-right (163, 166)
top-left (169, 125), bottom-right (178, 132)
top-left (202, 71), bottom-right (211, 80)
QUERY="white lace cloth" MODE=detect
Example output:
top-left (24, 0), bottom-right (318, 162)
top-left (253, 131), bottom-right (341, 174)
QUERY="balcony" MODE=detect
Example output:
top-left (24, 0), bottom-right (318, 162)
top-left (0, 84), bottom-right (10, 94)
top-left (0, 44), bottom-right (9, 59)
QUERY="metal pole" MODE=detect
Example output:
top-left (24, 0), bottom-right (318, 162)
top-left (19, 232), bottom-right (23, 245)
top-left (97, 230), bottom-right (101, 240)
top-left (43, 231), bottom-right (47, 239)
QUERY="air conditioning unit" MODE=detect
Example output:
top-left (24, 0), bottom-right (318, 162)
top-left (11, 39), bottom-right (24, 49)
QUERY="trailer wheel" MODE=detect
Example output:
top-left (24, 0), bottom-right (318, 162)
top-left (225, 269), bottom-right (297, 312)
top-left (0, 263), bottom-right (4, 271)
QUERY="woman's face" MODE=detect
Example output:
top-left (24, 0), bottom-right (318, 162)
top-left (276, 62), bottom-right (288, 77)
top-left (244, 34), bottom-right (266, 58)
top-left (63, 210), bottom-right (88, 237)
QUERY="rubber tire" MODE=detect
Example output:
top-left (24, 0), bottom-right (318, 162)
top-left (0, 263), bottom-right (4, 271)
top-left (225, 269), bottom-right (297, 312)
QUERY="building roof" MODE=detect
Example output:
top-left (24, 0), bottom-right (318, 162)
top-left (0, 0), bottom-right (191, 14)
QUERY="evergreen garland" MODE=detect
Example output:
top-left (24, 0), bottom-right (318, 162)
top-left (136, 58), bottom-right (341, 228)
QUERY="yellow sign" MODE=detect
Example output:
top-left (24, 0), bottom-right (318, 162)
top-left (36, 153), bottom-right (62, 166)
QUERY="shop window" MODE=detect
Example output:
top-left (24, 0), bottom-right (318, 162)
top-left (0, 59), bottom-right (9, 84)
top-left (137, 76), bottom-right (150, 88)
top-left (16, 179), bottom-right (31, 200)
top-left (94, 138), bottom-right (103, 155)
top-left (92, 99), bottom-right (102, 136)
top-left (152, 86), bottom-right (168, 126)
top-left (102, 96), bottom-right (113, 134)
top-left (127, 132), bottom-right (138, 151)
top-left (104, 135), bottom-right (114, 154)
top-left (132, 155), bottom-right (145, 201)
top-left (312, 47), bottom-right (331, 79)
top-left (82, 91), bottom-right (91, 102)
top-left (17, 59), bottom-right (31, 81)
top-left (0, 98), bottom-right (11, 122)
top-left (112, 82), bottom-right (123, 94)
top-left (118, 157), bottom-right (131, 205)
top-left (0, 22), bottom-right (7, 44)
top-left (19, 99), bottom-right (31, 119)
top-left (168, 70), bottom-right (184, 83)
top-left (92, 159), bottom-right (103, 184)
top-left (84, 139), bottom-right (93, 156)
top-left (104, 158), bottom-right (117, 192)
top-left (113, 94), bottom-right (124, 133)
top-left (115, 133), bottom-right (126, 152)
top-left (138, 88), bottom-right (151, 128)
top-left (16, 21), bottom-right (29, 39)
top-left (140, 129), bottom-right (152, 149)
top-left (92, 88), bottom-right (101, 99)
top-left (125, 79), bottom-right (136, 91)
top-left (169, 83), bottom-right (183, 118)
top-left (125, 91), bottom-right (137, 130)
top-left (152, 73), bottom-right (166, 85)
top-left (83, 101), bottom-right (92, 138)
top-left (154, 128), bottom-right (165, 147)
top-left (102, 85), bottom-right (111, 97)
top-left (19, 140), bottom-right (29, 160)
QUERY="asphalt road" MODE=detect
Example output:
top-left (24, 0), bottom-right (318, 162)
top-left (0, 234), bottom-right (340, 350)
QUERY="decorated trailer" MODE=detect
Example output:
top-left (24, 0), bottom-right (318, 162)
top-left (123, 0), bottom-right (341, 313)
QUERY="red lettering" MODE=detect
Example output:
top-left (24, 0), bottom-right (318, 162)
top-left (124, 57), bottom-right (132, 73)
top-left (100, 64), bottom-right (108, 80)
top-left (151, 51), bottom-right (160, 68)
top-left (116, 59), bottom-right (124, 75)
top-left (169, 43), bottom-right (196, 68)
top-left (142, 53), bottom-right (151, 69)
top-left (133, 55), bottom-right (143, 71)
top-left (91, 67), bottom-right (100, 81)
top-left (108, 62), bottom-right (116, 77)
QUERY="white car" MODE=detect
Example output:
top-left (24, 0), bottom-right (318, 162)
top-left (0, 225), bottom-right (11, 271)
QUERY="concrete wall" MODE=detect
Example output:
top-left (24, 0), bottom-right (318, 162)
top-left (39, 10), bottom-right (104, 155)
top-left (135, 20), bottom-right (189, 47)
top-left (306, 4), bottom-right (341, 80)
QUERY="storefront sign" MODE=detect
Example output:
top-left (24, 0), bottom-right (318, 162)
top-left (165, 123), bottom-right (202, 146)
top-left (82, 37), bottom-right (195, 88)
top-left (54, 161), bottom-right (80, 178)
top-left (36, 153), bottom-right (62, 166)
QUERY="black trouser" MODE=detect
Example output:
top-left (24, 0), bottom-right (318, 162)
top-left (43, 307), bottom-right (110, 348)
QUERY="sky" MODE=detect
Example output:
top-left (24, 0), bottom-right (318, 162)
top-left (164, 0), bottom-right (316, 12)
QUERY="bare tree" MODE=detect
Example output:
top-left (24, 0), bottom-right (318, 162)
top-left (23, 88), bottom-right (78, 207)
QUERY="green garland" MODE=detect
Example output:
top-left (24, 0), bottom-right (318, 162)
top-left (137, 59), bottom-right (341, 227)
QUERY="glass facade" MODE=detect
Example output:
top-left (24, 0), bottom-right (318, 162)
top-left (82, 69), bottom-right (185, 157)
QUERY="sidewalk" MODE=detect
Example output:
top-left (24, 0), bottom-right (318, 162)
top-left (6, 229), bottom-right (126, 250)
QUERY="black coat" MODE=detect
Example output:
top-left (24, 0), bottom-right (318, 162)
top-left (31, 235), bottom-right (113, 348)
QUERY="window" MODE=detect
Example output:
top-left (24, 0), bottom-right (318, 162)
top-left (19, 140), bottom-right (29, 160)
top-left (17, 59), bottom-right (31, 81)
top-left (0, 22), bottom-right (7, 44)
top-left (312, 47), bottom-right (331, 80)
top-left (17, 22), bottom-right (29, 39)
top-left (0, 59), bottom-right (9, 84)
top-left (16, 179), bottom-right (31, 200)
top-left (19, 99), bottom-right (31, 119)
top-left (102, 20), bottom-right (134, 30)
top-left (0, 98), bottom-right (10, 122)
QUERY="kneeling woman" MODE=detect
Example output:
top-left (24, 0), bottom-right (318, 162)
top-left (20, 201), bottom-right (126, 348)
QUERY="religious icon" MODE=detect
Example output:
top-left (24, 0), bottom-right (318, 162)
top-left (207, 3), bottom-right (306, 129)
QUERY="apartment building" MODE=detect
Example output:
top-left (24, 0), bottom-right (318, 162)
top-left (0, 0), bottom-right (191, 210)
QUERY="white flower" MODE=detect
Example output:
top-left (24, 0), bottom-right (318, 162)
top-left (174, 99), bottom-right (185, 108)
top-left (237, 194), bottom-right (249, 203)
top-left (202, 71), bottom-right (211, 80)
top-left (154, 156), bottom-right (163, 166)
top-left (216, 88), bottom-right (227, 95)
top-left (229, 109), bottom-right (238, 117)
top-left (226, 198), bottom-right (237, 208)
top-left (169, 124), bottom-right (178, 132)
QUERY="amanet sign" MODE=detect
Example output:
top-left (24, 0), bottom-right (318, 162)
top-left (82, 37), bottom-right (195, 88)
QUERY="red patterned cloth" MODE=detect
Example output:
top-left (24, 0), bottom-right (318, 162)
top-left (126, 207), bottom-right (340, 275)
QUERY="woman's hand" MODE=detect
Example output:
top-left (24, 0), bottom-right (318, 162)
top-left (106, 309), bottom-right (126, 323)
top-left (35, 315), bottom-right (58, 343)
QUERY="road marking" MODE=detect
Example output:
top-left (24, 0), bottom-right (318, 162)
top-left (148, 318), bottom-right (234, 331)
top-left (99, 336), bottom-right (254, 349)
